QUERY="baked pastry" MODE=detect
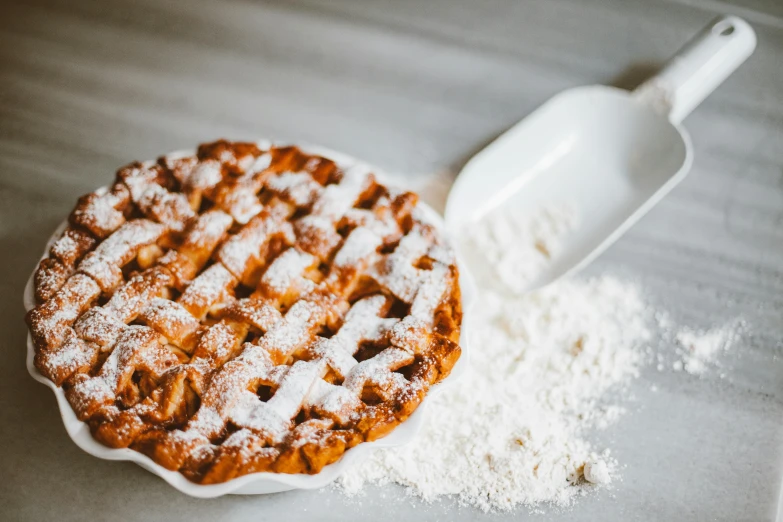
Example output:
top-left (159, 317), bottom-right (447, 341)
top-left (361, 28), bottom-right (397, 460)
top-left (25, 140), bottom-right (462, 484)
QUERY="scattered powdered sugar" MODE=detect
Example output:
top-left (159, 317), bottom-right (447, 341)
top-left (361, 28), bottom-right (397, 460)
top-left (651, 311), bottom-right (743, 377)
top-left (673, 323), bottom-right (742, 376)
top-left (337, 203), bottom-right (649, 512)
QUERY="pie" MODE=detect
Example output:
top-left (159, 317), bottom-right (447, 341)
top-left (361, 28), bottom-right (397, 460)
top-left (25, 140), bottom-right (462, 484)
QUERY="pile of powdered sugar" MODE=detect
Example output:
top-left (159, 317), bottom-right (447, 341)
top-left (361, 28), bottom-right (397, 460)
top-left (337, 203), bottom-right (650, 511)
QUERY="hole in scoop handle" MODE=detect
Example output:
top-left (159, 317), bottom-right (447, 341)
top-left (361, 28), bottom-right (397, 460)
top-left (634, 15), bottom-right (756, 124)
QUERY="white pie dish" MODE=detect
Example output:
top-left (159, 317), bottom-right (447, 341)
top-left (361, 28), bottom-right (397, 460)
top-left (23, 143), bottom-right (475, 498)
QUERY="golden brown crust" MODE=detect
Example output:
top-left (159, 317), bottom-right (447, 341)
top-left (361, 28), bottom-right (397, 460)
top-left (25, 140), bottom-right (462, 483)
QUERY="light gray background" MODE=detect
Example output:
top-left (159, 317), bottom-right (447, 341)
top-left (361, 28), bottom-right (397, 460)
top-left (1, 0), bottom-right (782, 520)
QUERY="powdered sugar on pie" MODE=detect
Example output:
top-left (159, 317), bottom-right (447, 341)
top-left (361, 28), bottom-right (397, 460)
top-left (25, 140), bottom-right (462, 484)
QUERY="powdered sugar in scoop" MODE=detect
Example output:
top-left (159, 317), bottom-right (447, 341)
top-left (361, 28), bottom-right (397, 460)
top-left (464, 203), bottom-right (578, 294)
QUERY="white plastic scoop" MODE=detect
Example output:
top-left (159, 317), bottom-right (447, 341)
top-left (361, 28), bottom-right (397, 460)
top-left (444, 16), bottom-right (756, 293)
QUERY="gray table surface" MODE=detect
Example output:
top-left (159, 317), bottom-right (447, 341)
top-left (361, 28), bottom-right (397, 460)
top-left (1, 0), bottom-right (782, 520)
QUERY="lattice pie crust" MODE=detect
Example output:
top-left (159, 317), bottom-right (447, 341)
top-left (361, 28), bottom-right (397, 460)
top-left (26, 141), bottom-right (462, 483)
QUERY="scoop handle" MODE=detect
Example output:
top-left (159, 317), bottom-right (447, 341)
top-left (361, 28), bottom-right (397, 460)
top-left (634, 15), bottom-right (756, 124)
